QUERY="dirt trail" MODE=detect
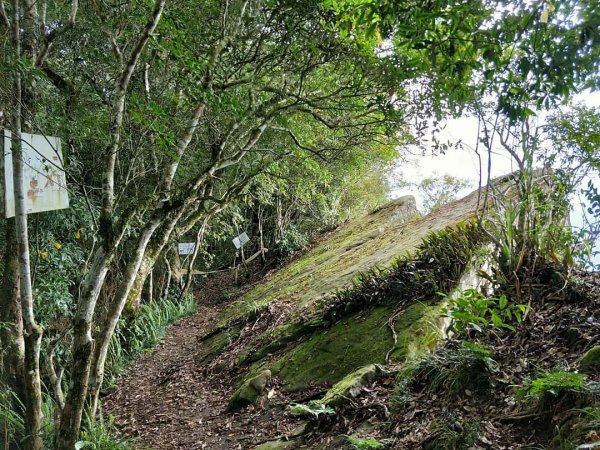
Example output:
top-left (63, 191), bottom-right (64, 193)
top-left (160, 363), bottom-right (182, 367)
top-left (103, 300), bottom-right (296, 450)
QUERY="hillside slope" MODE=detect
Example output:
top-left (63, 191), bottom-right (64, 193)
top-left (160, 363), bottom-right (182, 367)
top-left (104, 177), bottom-right (598, 449)
top-left (105, 185), bottom-right (488, 449)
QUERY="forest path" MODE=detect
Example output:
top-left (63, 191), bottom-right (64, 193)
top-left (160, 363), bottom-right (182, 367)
top-left (103, 297), bottom-right (294, 449)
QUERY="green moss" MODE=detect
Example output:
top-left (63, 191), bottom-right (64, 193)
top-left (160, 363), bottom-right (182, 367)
top-left (236, 318), bottom-right (329, 366)
top-left (228, 369), bottom-right (271, 411)
top-left (269, 302), bottom-right (441, 391)
top-left (320, 364), bottom-right (384, 406)
top-left (579, 346), bottom-right (600, 373)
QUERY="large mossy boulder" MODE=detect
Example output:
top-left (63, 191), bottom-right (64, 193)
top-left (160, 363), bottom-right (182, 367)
top-left (228, 369), bottom-right (271, 411)
top-left (579, 346), bottom-right (600, 373)
top-left (267, 302), bottom-right (444, 391)
top-left (320, 364), bottom-right (385, 406)
top-left (217, 196), bottom-right (423, 327)
top-left (205, 187), bottom-right (489, 411)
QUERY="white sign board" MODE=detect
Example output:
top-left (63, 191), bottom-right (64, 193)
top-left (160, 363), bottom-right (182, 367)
top-left (2, 129), bottom-right (69, 218)
top-left (178, 242), bottom-right (196, 255)
top-left (232, 232), bottom-right (250, 249)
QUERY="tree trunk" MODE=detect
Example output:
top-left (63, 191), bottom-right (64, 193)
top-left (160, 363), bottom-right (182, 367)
top-left (54, 248), bottom-right (110, 450)
top-left (180, 215), bottom-right (211, 299)
top-left (0, 220), bottom-right (26, 447)
top-left (10, 2), bottom-right (43, 446)
top-left (124, 210), bottom-right (185, 313)
top-left (87, 219), bottom-right (161, 417)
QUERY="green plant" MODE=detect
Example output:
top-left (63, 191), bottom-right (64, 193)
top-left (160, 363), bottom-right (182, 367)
top-left (0, 384), bottom-right (24, 448)
top-left (288, 401), bottom-right (335, 419)
top-left (274, 227), bottom-right (309, 259)
top-left (75, 415), bottom-right (134, 450)
top-left (346, 434), bottom-right (393, 449)
top-left (551, 406), bottom-right (600, 449)
top-left (445, 289), bottom-right (527, 333)
top-left (517, 371), bottom-right (599, 413)
top-left (390, 365), bottom-right (416, 412)
top-left (411, 342), bottom-right (497, 398)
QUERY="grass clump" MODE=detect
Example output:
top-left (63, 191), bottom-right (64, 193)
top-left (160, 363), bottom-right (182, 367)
top-left (410, 341), bottom-right (497, 399)
top-left (0, 384), bottom-right (25, 446)
top-left (551, 406), bottom-right (600, 449)
top-left (390, 365), bottom-right (415, 412)
top-left (422, 419), bottom-right (481, 450)
top-left (517, 371), bottom-right (599, 413)
top-left (76, 416), bottom-right (135, 449)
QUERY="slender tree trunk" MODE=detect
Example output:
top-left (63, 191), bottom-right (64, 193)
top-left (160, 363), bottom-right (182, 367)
top-left (180, 215), bottom-right (211, 299)
top-left (55, 3), bottom-right (166, 446)
top-left (0, 221), bottom-right (26, 447)
top-left (87, 219), bottom-right (161, 417)
top-left (54, 249), bottom-right (110, 450)
top-left (10, 2), bottom-right (43, 447)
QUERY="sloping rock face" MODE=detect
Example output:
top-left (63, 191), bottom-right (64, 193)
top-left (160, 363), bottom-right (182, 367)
top-left (218, 195), bottom-right (421, 326)
top-left (200, 188), bottom-right (489, 408)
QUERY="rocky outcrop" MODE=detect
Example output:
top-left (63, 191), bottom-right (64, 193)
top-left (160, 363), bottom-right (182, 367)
top-left (202, 188), bottom-right (492, 409)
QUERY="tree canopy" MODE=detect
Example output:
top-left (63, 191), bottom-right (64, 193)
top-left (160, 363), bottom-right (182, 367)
top-left (0, 0), bottom-right (599, 448)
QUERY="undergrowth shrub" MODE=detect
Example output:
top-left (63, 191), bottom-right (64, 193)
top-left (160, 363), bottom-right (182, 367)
top-left (551, 406), bottom-right (600, 449)
top-left (517, 371), bottom-right (599, 414)
top-left (274, 227), bottom-right (308, 259)
top-left (76, 416), bottom-right (134, 450)
top-left (104, 295), bottom-right (196, 388)
top-left (423, 419), bottom-right (481, 450)
top-left (41, 395), bottom-right (132, 449)
top-left (410, 341), bottom-right (497, 399)
top-left (444, 288), bottom-right (527, 334)
top-left (0, 384), bottom-right (24, 446)
top-left (390, 366), bottom-right (415, 412)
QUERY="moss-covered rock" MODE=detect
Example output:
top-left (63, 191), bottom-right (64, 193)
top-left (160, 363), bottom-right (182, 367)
top-left (320, 364), bottom-right (385, 406)
top-left (236, 318), bottom-right (328, 366)
top-left (216, 192), bottom-right (482, 329)
top-left (267, 302), bottom-right (443, 391)
top-left (579, 346), bottom-right (600, 373)
top-left (228, 369), bottom-right (271, 411)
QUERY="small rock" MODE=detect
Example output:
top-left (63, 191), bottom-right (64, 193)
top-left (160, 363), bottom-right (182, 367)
top-left (579, 346), bottom-right (600, 373)
top-left (227, 369), bottom-right (272, 411)
top-left (320, 364), bottom-right (384, 406)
